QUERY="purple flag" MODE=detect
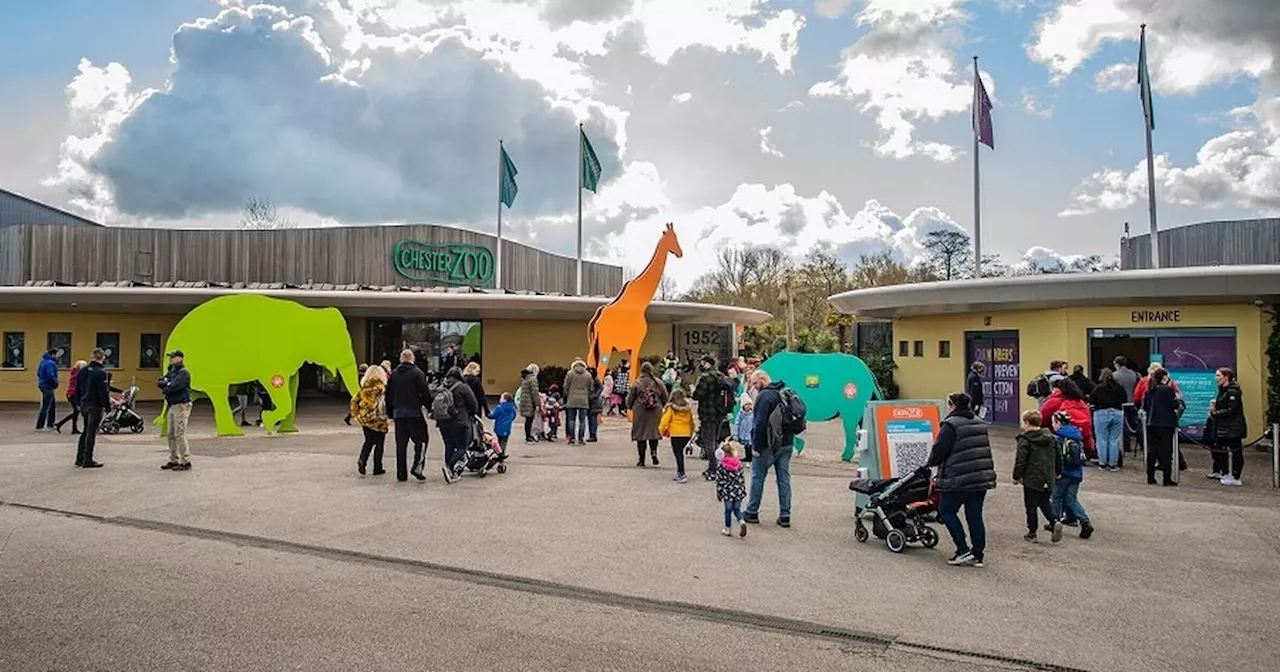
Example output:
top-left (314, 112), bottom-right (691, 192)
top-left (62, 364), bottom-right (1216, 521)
top-left (973, 72), bottom-right (993, 150)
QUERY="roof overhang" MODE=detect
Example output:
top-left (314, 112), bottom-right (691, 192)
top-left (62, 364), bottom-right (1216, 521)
top-left (828, 266), bottom-right (1280, 319)
top-left (0, 286), bottom-right (772, 325)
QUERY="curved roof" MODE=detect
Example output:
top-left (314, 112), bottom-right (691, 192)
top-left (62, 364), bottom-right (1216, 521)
top-left (0, 284), bottom-right (772, 325)
top-left (828, 265), bottom-right (1280, 319)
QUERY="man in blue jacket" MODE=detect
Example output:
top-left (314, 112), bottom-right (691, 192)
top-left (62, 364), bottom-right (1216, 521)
top-left (158, 350), bottom-right (194, 471)
top-left (745, 370), bottom-right (795, 528)
top-left (36, 348), bottom-right (60, 430)
top-left (75, 348), bottom-right (110, 468)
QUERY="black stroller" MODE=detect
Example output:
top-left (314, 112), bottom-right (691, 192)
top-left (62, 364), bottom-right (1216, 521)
top-left (460, 416), bottom-right (507, 477)
top-left (850, 468), bottom-right (939, 553)
top-left (100, 386), bottom-right (145, 434)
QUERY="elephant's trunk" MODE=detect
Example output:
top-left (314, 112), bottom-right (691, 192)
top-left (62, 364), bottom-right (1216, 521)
top-left (337, 356), bottom-right (360, 397)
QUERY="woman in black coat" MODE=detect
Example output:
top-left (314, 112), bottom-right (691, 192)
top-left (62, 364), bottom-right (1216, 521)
top-left (1207, 367), bottom-right (1246, 485)
top-left (1142, 369), bottom-right (1180, 486)
top-left (461, 362), bottom-right (489, 417)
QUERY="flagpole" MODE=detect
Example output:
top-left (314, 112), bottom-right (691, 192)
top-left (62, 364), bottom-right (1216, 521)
top-left (1141, 24), bottom-right (1160, 269)
top-left (972, 56), bottom-right (982, 280)
top-left (496, 139), bottom-right (504, 290)
top-left (576, 122), bottom-right (584, 295)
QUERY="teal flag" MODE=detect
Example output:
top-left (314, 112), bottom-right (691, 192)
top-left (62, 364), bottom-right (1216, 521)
top-left (580, 128), bottom-right (602, 193)
top-left (499, 145), bottom-right (518, 208)
top-left (1138, 27), bottom-right (1154, 130)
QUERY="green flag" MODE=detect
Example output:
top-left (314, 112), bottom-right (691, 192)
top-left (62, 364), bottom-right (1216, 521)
top-left (499, 145), bottom-right (518, 208)
top-left (580, 127), bottom-right (601, 193)
top-left (1138, 26), bottom-right (1154, 131)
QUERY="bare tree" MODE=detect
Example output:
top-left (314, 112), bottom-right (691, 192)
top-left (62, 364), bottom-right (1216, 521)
top-left (849, 251), bottom-right (936, 289)
top-left (240, 197), bottom-right (294, 230)
top-left (922, 230), bottom-right (972, 280)
top-left (657, 275), bottom-right (679, 301)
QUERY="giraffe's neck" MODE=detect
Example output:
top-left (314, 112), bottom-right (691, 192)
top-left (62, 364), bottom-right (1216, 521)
top-left (624, 244), bottom-right (668, 304)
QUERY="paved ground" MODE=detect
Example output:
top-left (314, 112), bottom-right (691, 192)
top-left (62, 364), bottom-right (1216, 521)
top-left (1, 400), bottom-right (1278, 672)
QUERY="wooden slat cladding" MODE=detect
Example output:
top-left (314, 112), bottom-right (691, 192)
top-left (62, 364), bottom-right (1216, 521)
top-left (1121, 219), bottom-right (1280, 270)
top-left (11, 224), bottom-right (623, 296)
top-left (0, 227), bottom-right (22, 285)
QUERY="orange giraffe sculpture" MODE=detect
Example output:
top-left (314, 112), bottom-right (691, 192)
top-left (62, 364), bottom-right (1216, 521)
top-left (587, 222), bottom-right (683, 386)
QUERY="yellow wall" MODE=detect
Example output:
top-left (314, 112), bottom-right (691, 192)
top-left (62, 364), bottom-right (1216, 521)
top-left (0, 311), bottom-right (182, 402)
top-left (481, 319), bottom-right (673, 395)
top-left (892, 303), bottom-right (1268, 433)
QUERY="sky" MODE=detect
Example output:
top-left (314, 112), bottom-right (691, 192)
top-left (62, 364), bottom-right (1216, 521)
top-left (0, 0), bottom-right (1277, 290)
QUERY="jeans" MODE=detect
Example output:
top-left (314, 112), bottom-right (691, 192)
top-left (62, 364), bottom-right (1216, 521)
top-left (746, 448), bottom-right (792, 518)
top-left (938, 490), bottom-right (987, 559)
top-left (37, 388), bottom-right (57, 429)
top-left (565, 407), bottom-right (587, 442)
top-left (359, 426), bottom-right (386, 471)
top-left (1093, 408), bottom-right (1123, 467)
top-left (440, 423), bottom-right (470, 471)
top-left (394, 416), bottom-right (428, 481)
top-left (1022, 486), bottom-right (1054, 533)
top-left (1051, 478), bottom-right (1090, 525)
top-left (588, 411), bottom-right (599, 439)
top-left (1212, 437), bottom-right (1244, 479)
top-left (671, 436), bottom-right (690, 476)
top-left (76, 406), bottom-right (103, 465)
top-left (723, 499), bottom-right (743, 527)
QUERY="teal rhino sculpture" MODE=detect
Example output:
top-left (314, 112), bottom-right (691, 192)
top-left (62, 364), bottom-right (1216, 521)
top-left (757, 352), bottom-right (882, 461)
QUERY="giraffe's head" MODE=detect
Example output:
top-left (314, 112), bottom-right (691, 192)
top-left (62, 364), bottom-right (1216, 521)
top-left (660, 222), bottom-right (683, 258)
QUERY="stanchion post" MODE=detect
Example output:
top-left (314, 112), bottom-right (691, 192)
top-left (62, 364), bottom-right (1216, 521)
top-left (1139, 409), bottom-right (1148, 474)
top-left (1170, 430), bottom-right (1180, 485)
top-left (1272, 423), bottom-right (1279, 489)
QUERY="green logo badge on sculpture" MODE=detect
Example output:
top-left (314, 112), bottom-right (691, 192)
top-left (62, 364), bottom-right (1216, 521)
top-left (392, 241), bottom-right (495, 286)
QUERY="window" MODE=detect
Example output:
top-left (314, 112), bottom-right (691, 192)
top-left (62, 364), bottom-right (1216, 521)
top-left (96, 332), bottom-right (121, 368)
top-left (46, 332), bottom-right (71, 368)
top-left (140, 333), bottom-right (162, 369)
top-left (913, 340), bottom-right (925, 358)
top-left (939, 340), bottom-right (952, 358)
top-left (2, 332), bottom-right (24, 369)
top-left (898, 340), bottom-right (909, 357)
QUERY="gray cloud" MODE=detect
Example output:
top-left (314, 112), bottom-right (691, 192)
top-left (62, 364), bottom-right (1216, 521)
top-left (541, 0), bottom-right (634, 27)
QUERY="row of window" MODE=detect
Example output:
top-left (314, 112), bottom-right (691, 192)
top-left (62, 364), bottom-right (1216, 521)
top-left (1, 332), bottom-right (164, 370)
top-left (898, 340), bottom-right (952, 359)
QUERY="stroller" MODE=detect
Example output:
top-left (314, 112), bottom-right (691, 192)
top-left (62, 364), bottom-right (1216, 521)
top-left (850, 468), bottom-right (939, 553)
top-left (100, 386), bottom-right (145, 434)
top-left (460, 416), bottom-right (508, 477)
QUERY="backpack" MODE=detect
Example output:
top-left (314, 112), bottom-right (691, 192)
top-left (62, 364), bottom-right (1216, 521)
top-left (1027, 375), bottom-right (1052, 399)
top-left (639, 384), bottom-right (661, 410)
top-left (431, 382), bottom-right (462, 421)
top-left (1061, 436), bottom-right (1084, 469)
top-left (779, 388), bottom-right (807, 435)
top-left (713, 374), bottom-right (737, 416)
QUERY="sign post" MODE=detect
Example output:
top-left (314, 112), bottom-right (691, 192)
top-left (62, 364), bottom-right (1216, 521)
top-left (1272, 423), bottom-right (1279, 489)
top-left (858, 399), bottom-right (946, 508)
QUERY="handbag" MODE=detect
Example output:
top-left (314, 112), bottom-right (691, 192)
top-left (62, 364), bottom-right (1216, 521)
top-left (375, 390), bottom-right (387, 420)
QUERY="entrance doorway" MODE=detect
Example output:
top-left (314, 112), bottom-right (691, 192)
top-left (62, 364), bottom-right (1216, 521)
top-left (1089, 336), bottom-right (1151, 377)
top-left (965, 330), bottom-right (1020, 425)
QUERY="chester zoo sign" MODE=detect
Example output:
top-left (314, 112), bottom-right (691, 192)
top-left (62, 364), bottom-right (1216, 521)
top-left (392, 241), bottom-right (495, 287)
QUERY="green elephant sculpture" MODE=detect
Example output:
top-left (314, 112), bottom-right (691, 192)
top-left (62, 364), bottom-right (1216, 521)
top-left (155, 295), bottom-right (360, 437)
top-left (757, 352), bottom-right (882, 462)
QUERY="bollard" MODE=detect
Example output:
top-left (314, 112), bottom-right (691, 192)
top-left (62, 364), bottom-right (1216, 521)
top-left (1170, 429), bottom-right (1180, 485)
top-left (1272, 424), bottom-right (1279, 489)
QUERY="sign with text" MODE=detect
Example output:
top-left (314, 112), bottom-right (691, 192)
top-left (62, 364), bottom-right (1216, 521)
top-left (674, 324), bottom-right (733, 366)
top-left (967, 335), bottom-right (1020, 425)
top-left (392, 241), bottom-right (494, 287)
top-left (1159, 334), bottom-right (1236, 436)
top-left (1132, 309), bottom-right (1181, 323)
top-left (868, 401), bottom-right (944, 480)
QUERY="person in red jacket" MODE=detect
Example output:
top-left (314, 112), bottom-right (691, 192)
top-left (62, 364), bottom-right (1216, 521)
top-left (1040, 378), bottom-right (1095, 456)
top-left (1134, 363), bottom-right (1180, 406)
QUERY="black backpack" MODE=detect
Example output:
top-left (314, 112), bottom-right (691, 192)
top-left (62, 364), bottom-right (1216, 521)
top-left (714, 374), bottom-right (737, 416)
top-left (1027, 375), bottom-right (1052, 398)
top-left (779, 388), bottom-right (807, 435)
top-left (1061, 436), bottom-right (1084, 469)
top-left (432, 382), bottom-right (462, 421)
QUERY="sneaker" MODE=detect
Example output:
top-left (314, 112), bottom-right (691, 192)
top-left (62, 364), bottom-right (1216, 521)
top-left (1051, 521), bottom-right (1064, 543)
top-left (586, 437), bottom-right (598, 443)
top-left (1061, 519), bottom-right (1079, 528)
top-left (357, 460), bottom-right (367, 475)
top-left (441, 466), bottom-right (453, 483)
top-left (1043, 524), bottom-right (1055, 533)
top-left (721, 528), bottom-right (732, 536)
top-left (776, 517), bottom-right (791, 528)
top-left (1024, 532), bottom-right (1038, 542)
top-left (161, 461), bottom-right (179, 470)
top-left (1220, 476), bottom-right (1243, 486)
top-left (1207, 472), bottom-right (1224, 479)
top-left (744, 513), bottom-right (760, 524)
top-left (636, 461), bottom-right (646, 468)
top-left (81, 461), bottom-right (104, 469)
top-left (971, 557), bottom-right (985, 568)
top-left (947, 551), bottom-right (975, 566)
top-left (739, 521), bottom-right (747, 537)
top-left (1108, 466), bottom-right (1120, 472)
top-left (411, 467), bottom-right (426, 482)
top-left (175, 462), bottom-right (192, 471)
top-left (673, 474), bottom-right (688, 484)
top-left (1080, 522), bottom-right (1095, 539)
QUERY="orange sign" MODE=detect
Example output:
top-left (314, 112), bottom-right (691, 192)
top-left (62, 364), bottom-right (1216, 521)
top-left (873, 403), bottom-right (942, 479)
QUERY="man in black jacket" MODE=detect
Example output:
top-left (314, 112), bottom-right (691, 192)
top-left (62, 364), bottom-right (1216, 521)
top-left (966, 362), bottom-right (985, 420)
top-left (927, 392), bottom-right (997, 568)
top-left (75, 348), bottom-right (111, 468)
top-left (385, 349), bottom-right (431, 482)
top-left (744, 370), bottom-right (795, 528)
top-left (692, 355), bottom-right (730, 480)
top-left (158, 350), bottom-right (194, 471)
top-left (435, 366), bottom-right (479, 484)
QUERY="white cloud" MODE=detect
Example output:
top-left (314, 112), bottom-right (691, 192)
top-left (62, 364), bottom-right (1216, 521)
top-left (813, 0), bottom-right (858, 19)
top-left (1009, 245), bottom-right (1108, 274)
top-left (757, 126), bottom-right (783, 157)
top-left (1093, 62), bottom-right (1134, 91)
top-left (1021, 89), bottom-right (1053, 118)
top-left (809, 0), bottom-right (982, 162)
top-left (672, 92), bottom-right (692, 103)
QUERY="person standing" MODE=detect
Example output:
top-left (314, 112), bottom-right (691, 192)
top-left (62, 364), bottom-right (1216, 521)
top-left (518, 365), bottom-right (540, 443)
top-left (350, 364), bottom-right (389, 476)
top-left (1013, 410), bottom-right (1063, 543)
top-left (439, 344), bottom-right (461, 375)
top-left (157, 350), bottom-right (194, 471)
top-left (587, 370), bottom-right (603, 442)
top-left (1207, 367), bottom-right (1246, 486)
top-left (1069, 365), bottom-right (1096, 398)
top-left (1090, 369), bottom-right (1127, 471)
top-left (1029, 361), bottom-right (1067, 410)
top-left (659, 387), bottom-right (695, 483)
top-left (35, 348), bottom-right (60, 430)
top-left (434, 366), bottom-right (479, 484)
top-left (53, 360), bottom-right (86, 434)
top-left (744, 370), bottom-right (795, 528)
top-left (626, 362), bottom-right (668, 467)
top-left (1142, 369), bottom-right (1180, 486)
top-left (462, 362), bottom-right (489, 418)
top-left (386, 349), bottom-right (431, 482)
top-left (562, 358), bottom-right (593, 445)
top-left (692, 355), bottom-right (731, 480)
top-left (927, 392), bottom-right (997, 568)
top-left (966, 362), bottom-right (986, 421)
top-left (487, 392), bottom-right (517, 454)
top-left (74, 349), bottom-right (110, 468)
top-left (1112, 356), bottom-right (1140, 464)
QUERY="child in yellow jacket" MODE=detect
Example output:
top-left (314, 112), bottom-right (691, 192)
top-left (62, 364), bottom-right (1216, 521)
top-left (659, 388), bottom-right (695, 484)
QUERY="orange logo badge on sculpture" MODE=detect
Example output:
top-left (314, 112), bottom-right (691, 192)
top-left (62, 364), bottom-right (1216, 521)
top-left (271, 375), bottom-right (285, 389)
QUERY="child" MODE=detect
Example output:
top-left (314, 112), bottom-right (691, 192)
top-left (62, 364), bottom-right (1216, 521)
top-left (543, 392), bottom-right (561, 440)
top-left (659, 388), bottom-right (695, 483)
top-left (1051, 411), bottom-right (1094, 539)
top-left (733, 393), bottom-right (755, 463)
top-left (1013, 409), bottom-right (1063, 543)
top-left (715, 441), bottom-right (748, 537)
top-left (487, 392), bottom-right (517, 453)
top-left (532, 392), bottom-right (547, 441)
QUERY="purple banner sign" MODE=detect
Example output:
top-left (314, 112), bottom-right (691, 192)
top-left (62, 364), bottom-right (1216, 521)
top-left (969, 337), bottom-right (1020, 425)
top-left (1159, 336), bottom-right (1236, 437)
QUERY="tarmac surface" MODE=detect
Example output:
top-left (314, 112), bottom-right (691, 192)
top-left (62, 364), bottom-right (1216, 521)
top-left (2, 400), bottom-right (1279, 672)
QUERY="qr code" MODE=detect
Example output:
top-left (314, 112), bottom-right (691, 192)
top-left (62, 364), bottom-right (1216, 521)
top-left (890, 441), bottom-right (931, 478)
